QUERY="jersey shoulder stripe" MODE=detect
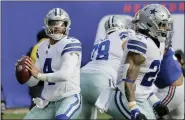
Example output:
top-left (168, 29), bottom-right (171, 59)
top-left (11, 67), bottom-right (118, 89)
top-left (127, 40), bottom-right (147, 49)
top-left (61, 37), bottom-right (82, 56)
top-left (61, 48), bottom-right (82, 56)
top-left (127, 38), bottom-right (147, 55)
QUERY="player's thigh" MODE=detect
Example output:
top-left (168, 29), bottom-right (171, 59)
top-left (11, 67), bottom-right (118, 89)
top-left (55, 94), bottom-right (82, 119)
top-left (24, 104), bottom-right (55, 119)
top-left (156, 83), bottom-right (184, 112)
top-left (80, 71), bottom-right (113, 103)
top-left (105, 89), bottom-right (131, 119)
top-left (81, 97), bottom-right (97, 119)
top-left (80, 97), bottom-right (93, 119)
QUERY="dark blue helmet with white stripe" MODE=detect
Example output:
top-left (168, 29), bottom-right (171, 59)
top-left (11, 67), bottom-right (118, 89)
top-left (104, 15), bottom-right (133, 35)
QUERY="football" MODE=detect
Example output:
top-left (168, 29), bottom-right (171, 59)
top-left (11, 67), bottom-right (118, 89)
top-left (15, 56), bottom-right (31, 84)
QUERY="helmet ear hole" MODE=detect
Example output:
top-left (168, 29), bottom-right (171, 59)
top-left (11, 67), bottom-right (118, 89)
top-left (158, 22), bottom-right (162, 27)
top-left (63, 21), bottom-right (68, 27)
top-left (161, 32), bottom-right (167, 37)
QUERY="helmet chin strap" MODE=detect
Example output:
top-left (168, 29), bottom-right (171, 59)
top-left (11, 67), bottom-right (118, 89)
top-left (43, 24), bottom-right (71, 41)
top-left (45, 27), bottom-right (68, 41)
top-left (149, 30), bottom-right (167, 42)
top-left (49, 34), bottom-right (66, 41)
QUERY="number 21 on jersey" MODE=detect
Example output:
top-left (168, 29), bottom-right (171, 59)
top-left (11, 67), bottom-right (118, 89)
top-left (91, 40), bottom-right (110, 60)
top-left (140, 60), bottom-right (161, 87)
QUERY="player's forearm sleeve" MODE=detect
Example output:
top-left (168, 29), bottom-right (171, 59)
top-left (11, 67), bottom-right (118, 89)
top-left (26, 76), bottom-right (39, 87)
top-left (38, 52), bottom-right (80, 82)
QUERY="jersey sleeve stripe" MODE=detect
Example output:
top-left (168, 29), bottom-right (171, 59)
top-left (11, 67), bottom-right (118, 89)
top-left (119, 32), bottom-right (128, 40)
top-left (128, 40), bottom-right (147, 49)
top-left (61, 48), bottom-right (82, 56)
top-left (127, 44), bottom-right (146, 54)
top-left (127, 43), bottom-right (147, 50)
top-left (64, 43), bottom-right (81, 49)
top-left (64, 46), bottom-right (82, 51)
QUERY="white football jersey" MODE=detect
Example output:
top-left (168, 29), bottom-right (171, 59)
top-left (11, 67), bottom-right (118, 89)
top-left (36, 36), bottom-right (82, 101)
top-left (81, 29), bottom-right (135, 82)
top-left (117, 33), bottom-right (165, 102)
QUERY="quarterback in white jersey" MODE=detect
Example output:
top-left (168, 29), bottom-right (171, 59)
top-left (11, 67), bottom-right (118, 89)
top-left (95, 4), bottom-right (173, 120)
top-left (80, 15), bottom-right (134, 119)
top-left (21, 8), bottom-right (82, 119)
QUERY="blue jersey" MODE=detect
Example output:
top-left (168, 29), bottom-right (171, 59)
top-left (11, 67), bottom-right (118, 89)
top-left (154, 48), bottom-right (182, 88)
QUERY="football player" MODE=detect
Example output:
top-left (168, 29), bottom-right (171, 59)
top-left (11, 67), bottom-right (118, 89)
top-left (19, 8), bottom-right (82, 119)
top-left (80, 15), bottom-right (134, 119)
top-left (95, 4), bottom-right (173, 120)
top-left (26, 29), bottom-right (48, 110)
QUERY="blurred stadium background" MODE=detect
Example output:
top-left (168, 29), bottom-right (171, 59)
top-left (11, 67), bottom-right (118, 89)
top-left (1, 1), bottom-right (184, 119)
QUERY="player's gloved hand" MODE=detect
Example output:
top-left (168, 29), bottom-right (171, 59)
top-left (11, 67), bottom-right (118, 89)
top-left (131, 108), bottom-right (148, 120)
top-left (153, 101), bottom-right (169, 118)
top-left (147, 93), bottom-right (169, 118)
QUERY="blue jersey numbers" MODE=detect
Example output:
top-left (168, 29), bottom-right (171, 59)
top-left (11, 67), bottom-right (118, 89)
top-left (91, 40), bottom-right (110, 60)
top-left (140, 60), bottom-right (161, 87)
top-left (43, 58), bottom-right (55, 85)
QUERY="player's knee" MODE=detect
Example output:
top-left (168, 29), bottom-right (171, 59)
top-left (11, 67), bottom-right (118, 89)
top-left (56, 114), bottom-right (70, 120)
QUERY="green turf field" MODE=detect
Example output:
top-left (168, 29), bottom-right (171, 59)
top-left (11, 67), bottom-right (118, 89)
top-left (2, 111), bottom-right (112, 119)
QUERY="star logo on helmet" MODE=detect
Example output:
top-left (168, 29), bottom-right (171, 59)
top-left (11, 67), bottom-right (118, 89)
top-left (150, 9), bottom-right (157, 15)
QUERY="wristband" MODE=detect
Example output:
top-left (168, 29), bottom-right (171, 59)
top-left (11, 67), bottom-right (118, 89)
top-left (129, 101), bottom-right (137, 111)
top-left (37, 73), bottom-right (47, 81)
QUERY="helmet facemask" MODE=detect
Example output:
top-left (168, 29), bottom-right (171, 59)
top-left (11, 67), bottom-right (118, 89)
top-left (152, 20), bottom-right (173, 42)
top-left (165, 21), bottom-right (174, 49)
top-left (45, 19), bottom-right (70, 41)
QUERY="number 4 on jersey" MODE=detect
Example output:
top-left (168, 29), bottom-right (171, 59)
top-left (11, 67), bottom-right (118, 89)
top-left (43, 58), bottom-right (55, 85)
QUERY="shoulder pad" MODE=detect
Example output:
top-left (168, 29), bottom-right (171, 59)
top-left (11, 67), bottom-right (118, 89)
top-left (61, 37), bottom-right (82, 56)
top-left (126, 35), bottom-right (147, 56)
